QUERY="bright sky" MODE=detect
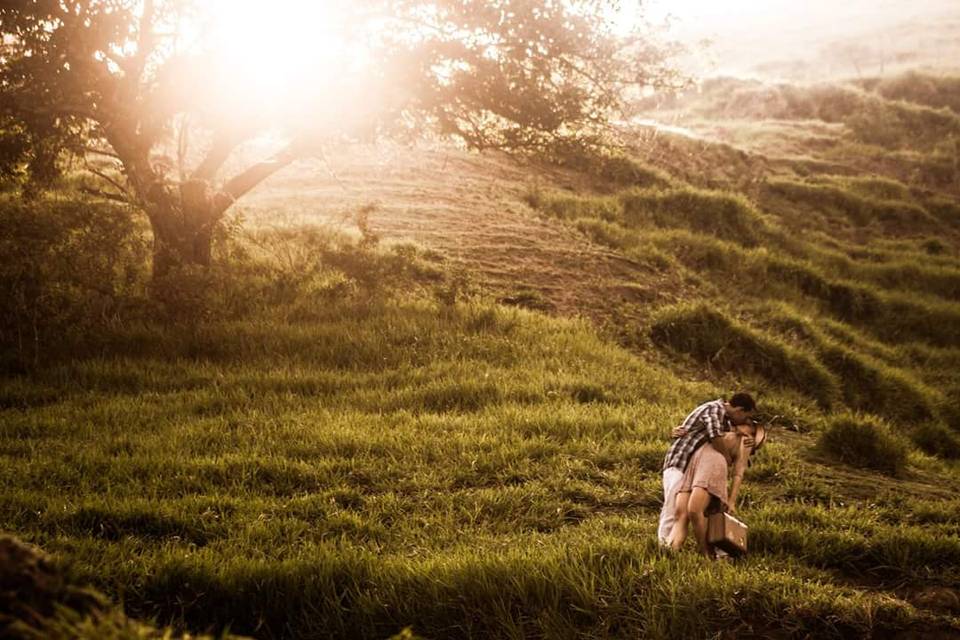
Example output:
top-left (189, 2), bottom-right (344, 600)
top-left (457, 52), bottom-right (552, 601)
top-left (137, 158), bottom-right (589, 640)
top-left (633, 0), bottom-right (960, 79)
top-left (200, 0), bottom-right (960, 103)
top-left (644, 0), bottom-right (798, 23)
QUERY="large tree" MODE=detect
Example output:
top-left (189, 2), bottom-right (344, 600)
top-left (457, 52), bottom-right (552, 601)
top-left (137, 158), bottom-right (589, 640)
top-left (0, 0), bottom-right (680, 280)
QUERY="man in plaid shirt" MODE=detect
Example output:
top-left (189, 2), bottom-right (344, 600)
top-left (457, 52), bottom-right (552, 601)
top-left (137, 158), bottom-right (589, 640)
top-left (658, 393), bottom-right (757, 545)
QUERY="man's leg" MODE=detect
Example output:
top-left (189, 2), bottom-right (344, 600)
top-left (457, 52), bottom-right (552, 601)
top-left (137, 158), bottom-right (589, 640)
top-left (658, 467), bottom-right (685, 545)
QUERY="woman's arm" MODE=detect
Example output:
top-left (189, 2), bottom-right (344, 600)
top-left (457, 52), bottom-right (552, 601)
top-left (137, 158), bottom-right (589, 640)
top-left (727, 438), bottom-right (750, 513)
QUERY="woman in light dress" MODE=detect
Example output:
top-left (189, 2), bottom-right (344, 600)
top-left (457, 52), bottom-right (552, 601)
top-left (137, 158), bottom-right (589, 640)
top-left (667, 422), bottom-right (766, 557)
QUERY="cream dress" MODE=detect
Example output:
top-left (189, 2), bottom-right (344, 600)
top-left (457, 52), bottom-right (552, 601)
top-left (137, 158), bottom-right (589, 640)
top-left (676, 433), bottom-right (743, 512)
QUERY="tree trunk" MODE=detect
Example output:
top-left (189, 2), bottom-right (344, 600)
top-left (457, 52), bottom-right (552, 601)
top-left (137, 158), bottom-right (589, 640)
top-left (148, 180), bottom-right (220, 280)
top-left (143, 147), bottom-right (299, 282)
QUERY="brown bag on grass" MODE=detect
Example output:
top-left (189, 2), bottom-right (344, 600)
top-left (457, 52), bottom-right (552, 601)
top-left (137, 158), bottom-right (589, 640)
top-left (707, 512), bottom-right (748, 556)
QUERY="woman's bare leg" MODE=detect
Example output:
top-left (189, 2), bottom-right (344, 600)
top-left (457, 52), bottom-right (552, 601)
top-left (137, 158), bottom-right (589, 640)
top-left (669, 491), bottom-right (690, 550)
top-left (687, 487), bottom-right (714, 558)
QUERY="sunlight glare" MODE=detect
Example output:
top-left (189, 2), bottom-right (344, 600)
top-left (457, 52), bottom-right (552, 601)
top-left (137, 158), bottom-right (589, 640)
top-left (205, 0), bottom-right (372, 112)
top-left (642, 0), bottom-right (804, 25)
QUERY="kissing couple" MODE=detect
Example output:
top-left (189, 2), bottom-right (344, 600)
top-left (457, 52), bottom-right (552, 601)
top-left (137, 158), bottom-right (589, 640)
top-left (658, 393), bottom-right (766, 557)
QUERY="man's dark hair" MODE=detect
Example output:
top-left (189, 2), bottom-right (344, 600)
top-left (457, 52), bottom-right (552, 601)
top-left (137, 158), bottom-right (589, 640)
top-left (729, 392), bottom-right (756, 412)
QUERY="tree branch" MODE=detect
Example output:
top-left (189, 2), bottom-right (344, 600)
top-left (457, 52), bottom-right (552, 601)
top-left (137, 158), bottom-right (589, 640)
top-left (131, 0), bottom-right (156, 85)
top-left (214, 144), bottom-right (299, 214)
top-left (79, 144), bottom-right (121, 159)
top-left (84, 161), bottom-right (134, 201)
top-left (190, 128), bottom-right (246, 182)
top-left (78, 186), bottom-right (130, 203)
top-left (177, 115), bottom-right (189, 182)
top-left (21, 103), bottom-right (98, 121)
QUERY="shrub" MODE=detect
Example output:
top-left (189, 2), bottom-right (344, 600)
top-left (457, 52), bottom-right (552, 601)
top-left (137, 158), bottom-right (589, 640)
top-left (524, 191), bottom-right (621, 222)
top-left (844, 97), bottom-right (960, 150)
top-left (763, 177), bottom-right (939, 232)
top-left (910, 422), bottom-right (960, 460)
top-left (650, 304), bottom-right (839, 407)
top-left (620, 187), bottom-right (765, 246)
top-left (815, 341), bottom-right (937, 423)
top-left (0, 195), bottom-right (149, 369)
top-left (816, 415), bottom-right (910, 477)
top-left (866, 71), bottom-right (960, 115)
top-left (540, 144), bottom-right (671, 188)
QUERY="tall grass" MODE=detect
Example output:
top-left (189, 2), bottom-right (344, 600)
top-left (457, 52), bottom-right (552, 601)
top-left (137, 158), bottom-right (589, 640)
top-left (644, 229), bottom-right (960, 347)
top-left (5, 292), bottom-right (959, 637)
top-left (812, 247), bottom-right (960, 300)
top-left (816, 415), bottom-right (911, 477)
top-left (762, 177), bottom-right (941, 232)
top-left (5, 72), bottom-right (960, 639)
top-left (527, 185), bottom-right (770, 246)
top-left (861, 71), bottom-right (960, 115)
top-left (620, 187), bottom-right (767, 246)
top-left (524, 178), bottom-right (960, 427)
top-left (759, 303), bottom-right (944, 425)
top-left (649, 303), bottom-right (840, 408)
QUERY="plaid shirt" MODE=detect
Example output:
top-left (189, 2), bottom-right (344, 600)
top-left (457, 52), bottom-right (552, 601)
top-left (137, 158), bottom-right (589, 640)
top-left (662, 399), bottom-right (731, 471)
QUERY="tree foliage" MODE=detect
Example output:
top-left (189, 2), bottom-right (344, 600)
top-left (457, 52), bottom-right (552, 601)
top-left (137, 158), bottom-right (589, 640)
top-left (0, 0), bottom-right (681, 279)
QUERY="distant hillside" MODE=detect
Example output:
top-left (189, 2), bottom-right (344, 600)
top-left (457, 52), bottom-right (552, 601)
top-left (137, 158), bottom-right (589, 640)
top-left (240, 71), bottom-right (960, 437)
top-left (660, 0), bottom-right (960, 81)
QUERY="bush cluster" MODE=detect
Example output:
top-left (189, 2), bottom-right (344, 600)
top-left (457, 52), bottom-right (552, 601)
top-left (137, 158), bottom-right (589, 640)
top-left (538, 142), bottom-right (670, 189)
top-left (621, 187), bottom-right (765, 246)
top-left (650, 303), bottom-right (839, 407)
top-left (763, 177), bottom-right (939, 232)
top-left (0, 195), bottom-right (452, 368)
top-left (816, 415), bottom-right (910, 477)
top-left (154, 224), bottom-right (447, 323)
top-left (910, 422), bottom-right (960, 460)
top-left (861, 71), bottom-right (960, 115)
top-left (0, 195), bottom-right (149, 370)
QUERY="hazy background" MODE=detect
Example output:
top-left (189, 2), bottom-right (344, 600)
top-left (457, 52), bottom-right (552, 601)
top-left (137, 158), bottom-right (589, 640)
top-left (642, 0), bottom-right (960, 81)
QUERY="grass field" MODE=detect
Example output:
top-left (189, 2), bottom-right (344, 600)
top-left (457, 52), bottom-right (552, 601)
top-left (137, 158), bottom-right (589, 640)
top-left (3, 70), bottom-right (960, 638)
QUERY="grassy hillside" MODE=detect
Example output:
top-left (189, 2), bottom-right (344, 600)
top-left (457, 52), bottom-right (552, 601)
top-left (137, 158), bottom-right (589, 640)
top-left (2, 71), bottom-right (960, 638)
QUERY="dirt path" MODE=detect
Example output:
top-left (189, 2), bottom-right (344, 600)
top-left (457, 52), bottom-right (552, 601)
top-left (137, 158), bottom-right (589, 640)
top-left (240, 143), bottom-right (687, 325)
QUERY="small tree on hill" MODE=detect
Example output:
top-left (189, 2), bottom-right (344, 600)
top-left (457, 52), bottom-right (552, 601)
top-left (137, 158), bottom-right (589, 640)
top-left (0, 0), bottom-right (681, 283)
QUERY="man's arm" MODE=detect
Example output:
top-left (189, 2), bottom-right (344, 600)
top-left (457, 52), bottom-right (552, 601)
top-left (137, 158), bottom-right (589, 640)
top-left (704, 402), bottom-right (727, 454)
top-left (673, 403), bottom-right (705, 439)
top-left (704, 403), bottom-right (724, 439)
